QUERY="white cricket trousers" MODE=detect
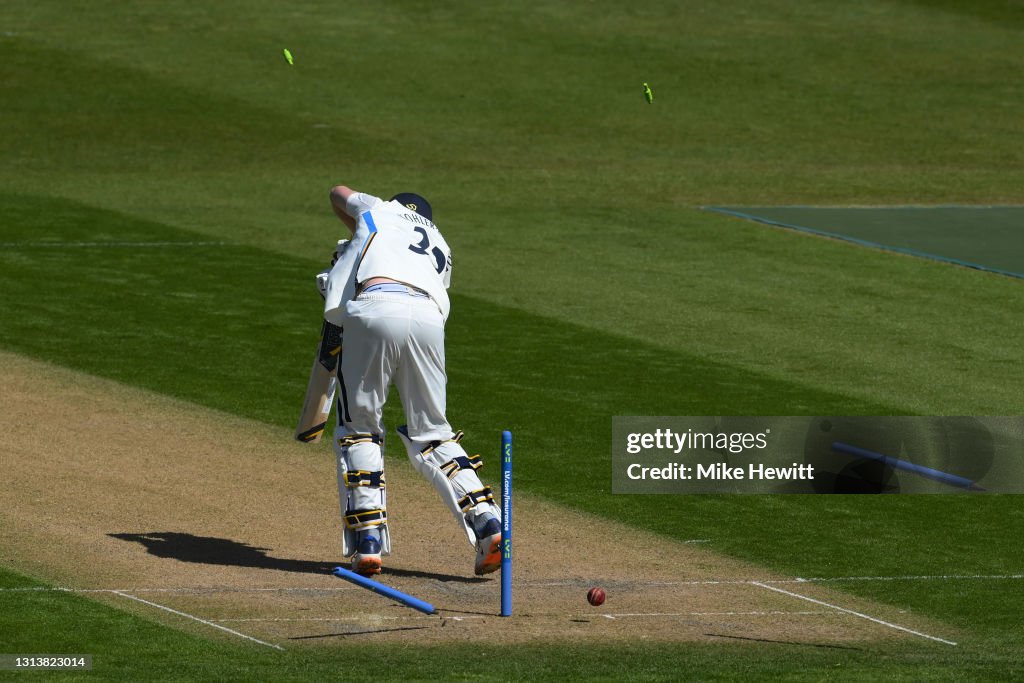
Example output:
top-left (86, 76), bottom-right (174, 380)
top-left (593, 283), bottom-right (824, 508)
top-left (339, 293), bottom-right (452, 442)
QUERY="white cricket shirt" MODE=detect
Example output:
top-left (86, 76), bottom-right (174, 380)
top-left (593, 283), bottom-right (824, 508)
top-left (323, 192), bottom-right (452, 323)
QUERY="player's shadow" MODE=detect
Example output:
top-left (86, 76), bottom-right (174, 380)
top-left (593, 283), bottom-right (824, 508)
top-left (108, 532), bottom-right (484, 583)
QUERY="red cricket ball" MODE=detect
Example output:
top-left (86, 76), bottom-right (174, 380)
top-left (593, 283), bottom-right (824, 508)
top-left (587, 587), bottom-right (606, 607)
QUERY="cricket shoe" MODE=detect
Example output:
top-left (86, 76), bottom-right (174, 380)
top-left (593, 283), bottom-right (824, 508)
top-left (472, 515), bottom-right (502, 576)
top-left (352, 534), bottom-right (382, 576)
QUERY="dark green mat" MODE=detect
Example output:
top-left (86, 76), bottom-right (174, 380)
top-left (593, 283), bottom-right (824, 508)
top-left (707, 206), bottom-right (1024, 279)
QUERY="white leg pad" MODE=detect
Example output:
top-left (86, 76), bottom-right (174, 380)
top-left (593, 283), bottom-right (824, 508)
top-left (334, 429), bottom-right (391, 557)
top-left (397, 426), bottom-right (500, 546)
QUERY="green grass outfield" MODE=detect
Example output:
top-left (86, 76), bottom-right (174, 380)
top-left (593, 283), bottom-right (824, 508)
top-left (2, 0), bottom-right (1023, 679)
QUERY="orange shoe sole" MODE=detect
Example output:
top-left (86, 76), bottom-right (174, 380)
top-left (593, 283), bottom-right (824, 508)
top-left (475, 537), bottom-right (502, 576)
top-left (353, 557), bottom-right (382, 576)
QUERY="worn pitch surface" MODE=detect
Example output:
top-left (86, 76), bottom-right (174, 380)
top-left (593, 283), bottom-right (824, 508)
top-left (0, 351), bottom-right (955, 647)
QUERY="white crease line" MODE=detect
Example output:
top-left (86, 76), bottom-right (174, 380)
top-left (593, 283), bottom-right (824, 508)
top-left (2, 573), bottom-right (1022, 594)
top-left (214, 615), bottom-right (478, 623)
top-left (118, 586), bottom-right (358, 594)
top-left (0, 587), bottom-right (112, 593)
top-left (0, 583), bottom-right (971, 645)
top-left (522, 580), bottom-right (752, 587)
top-left (789, 574), bottom-right (1024, 583)
top-left (0, 241), bottom-right (234, 248)
top-left (524, 573), bottom-right (1024, 588)
top-left (216, 614), bottom-right (823, 626)
top-left (609, 610), bottom-right (824, 617)
top-left (600, 610), bottom-right (824, 620)
top-left (525, 579), bottom-right (815, 587)
top-left (112, 591), bottom-right (285, 651)
top-left (751, 582), bottom-right (957, 646)
top-left (0, 586), bottom-right (356, 593)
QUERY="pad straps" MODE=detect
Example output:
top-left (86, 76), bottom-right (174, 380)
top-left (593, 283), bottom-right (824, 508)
top-left (440, 453), bottom-right (483, 479)
top-left (418, 430), bottom-right (464, 457)
top-left (344, 508), bottom-right (387, 530)
top-left (337, 433), bottom-right (384, 448)
top-left (457, 486), bottom-right (495, 513)
top-left (344, 470), bottom-right (386, 488)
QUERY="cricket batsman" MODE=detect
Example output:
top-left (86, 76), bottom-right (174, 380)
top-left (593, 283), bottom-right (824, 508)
top-left (321, 185), bottom-right (502, 577)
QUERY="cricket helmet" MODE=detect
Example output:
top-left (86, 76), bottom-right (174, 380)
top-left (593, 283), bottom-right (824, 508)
top-left (390, 193), bottom-right (432, 222)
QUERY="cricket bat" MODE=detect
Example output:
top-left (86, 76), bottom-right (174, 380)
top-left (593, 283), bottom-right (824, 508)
top-left (295, 319), bottom-right (343, 443)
